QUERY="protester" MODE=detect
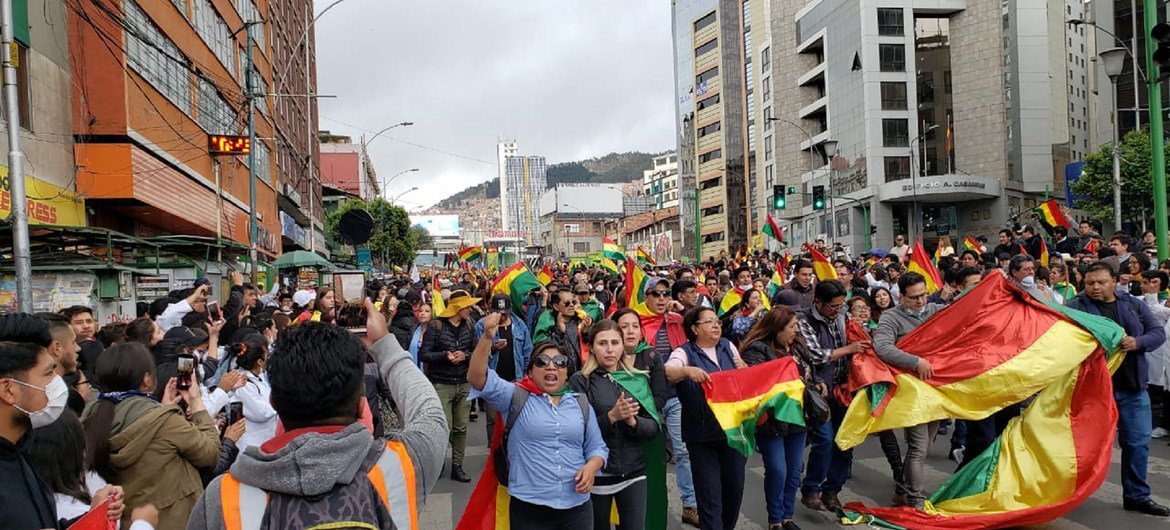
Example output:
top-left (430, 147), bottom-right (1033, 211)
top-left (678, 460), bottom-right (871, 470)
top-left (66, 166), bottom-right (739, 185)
top-left (664, 306), bottom-right (749, 530)
top-left (225, 332), bottom-right (276, 455)
top-left (474, 294), bottom-right (534, 438)
top-left (729, 288), bottom-right (767, 345)
top-left (468, 313), bottom-right (608, 530)
top-left (419, 289), bottom-right (479, 483)
top-left (534, 289), bottom-right (592, 371)
top-left (773, 261), bottom-right (815, 309)
top-left (569, 320), bottom-right (660, 530)
top-left (613, 308), bottom-right (669, 413)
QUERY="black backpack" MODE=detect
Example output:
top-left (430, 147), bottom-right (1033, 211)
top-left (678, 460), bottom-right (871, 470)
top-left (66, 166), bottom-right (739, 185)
top-left (493, 386), bottom-right (590, 484)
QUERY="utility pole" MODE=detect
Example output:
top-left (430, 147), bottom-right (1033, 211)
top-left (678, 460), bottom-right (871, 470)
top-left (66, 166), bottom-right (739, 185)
top-left (246, 21), bottom-right (259, 286)
top-left (304, 8), bottom-right (316, 253)
top-left (2, 0), bottom-right (30, 311)
top-left (1145, 0), bottom-right (1169, 260)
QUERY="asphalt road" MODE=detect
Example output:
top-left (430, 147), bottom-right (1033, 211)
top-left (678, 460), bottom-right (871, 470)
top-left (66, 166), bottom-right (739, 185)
top-left (419, 413), bottom-right (1170, 529)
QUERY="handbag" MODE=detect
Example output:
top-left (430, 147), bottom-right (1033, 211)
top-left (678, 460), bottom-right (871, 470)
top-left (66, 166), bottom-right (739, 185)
top-left (802, 384), bottom-right (831, 426)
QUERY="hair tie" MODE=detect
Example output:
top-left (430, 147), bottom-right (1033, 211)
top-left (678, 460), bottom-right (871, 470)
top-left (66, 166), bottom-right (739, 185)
top-left (239, 344), bottom-right (248, 354)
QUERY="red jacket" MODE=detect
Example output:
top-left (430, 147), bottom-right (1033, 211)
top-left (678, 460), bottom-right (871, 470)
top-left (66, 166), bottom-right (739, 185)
top-left (641, 312), bottom-right (686, 351)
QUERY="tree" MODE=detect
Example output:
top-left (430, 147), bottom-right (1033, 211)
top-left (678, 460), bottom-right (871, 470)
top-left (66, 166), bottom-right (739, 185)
top-left (411, 225), bottom-right (433, 250)
top-left (1072, 128), bottom-right (1160, 224)
top-left (326, 198), bottom-right (419, 268)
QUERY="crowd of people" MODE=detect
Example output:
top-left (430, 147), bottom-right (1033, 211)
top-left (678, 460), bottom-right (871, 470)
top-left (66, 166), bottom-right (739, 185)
top-left (2, 218), bottom-right (1169, 530)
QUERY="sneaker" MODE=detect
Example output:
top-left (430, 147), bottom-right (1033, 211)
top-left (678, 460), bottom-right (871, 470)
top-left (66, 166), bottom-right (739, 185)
top-left (1153, 427), bottom-right (1169, 439)
top-left (800, 492), bottom-right (825, 511)
top-left (450, 465), bottom-right (471, 483)
top-left (781, 521), bottom-right (802, 530)
top-left (1123, 498), bottom-right (1170, 517)
top-left (822, 492), bottom-right (843, 512)
top-left (681, 506), bottom-right (700, 527)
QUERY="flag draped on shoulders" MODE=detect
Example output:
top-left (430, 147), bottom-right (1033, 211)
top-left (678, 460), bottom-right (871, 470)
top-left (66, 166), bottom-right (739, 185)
top-left (836, 272), bottom-right (1125, 530)
top-left (609, 370), bottom-right (668, 529)
top-left (905, 238), bottom-right (942, 294)
top-left (491, 263), bottom-right (541, 319)
top-left (803, 243), bottom-right (838, 281)
top-left (705, 357), bottom-right (806, 457)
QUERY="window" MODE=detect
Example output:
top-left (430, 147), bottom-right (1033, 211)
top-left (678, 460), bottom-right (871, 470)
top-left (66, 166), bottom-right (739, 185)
top-left (882, 119), bottom-right (909, 147)
top-left (251, 139), bottom-right (271, 183)
top-left (762, 77), bottom-right (771, 101)
top-left (764, 140), bottom-right (773, 161)
top-left (125, 0), bottom-right (192, 114)
top-left (880, 82), bottom-right (907, 110)
top-left (197, 77), bottom-right (237, 134)
top-left (761, 46), bottom-right (770, 72)
top-left (193, 0), bottom-right (237, 76)
top-left (879, 44), bottom-right (905, 72)
top-left (763, 107), bottom-right (772, 130)
top-left (701, 205), bottom-right (724, 216)
top-left (877, 8), bottom-right (904, 36)
top-left (698, 121), bottom-right (721, 137)
top-left (696, 67), bottom-right (719, 86)
top-left (696, 93), bottom-right (720, 110)
top-left (699, 176), bottom-right (722, 190)
top-left (699, 149), bottom-right (722, 163)
top-left (702, 232), bottom-right (725, 243)
top-left (884, 156), bottom-right (911, 182)
top-left (236, 0), bottom-right (266, 51)
top-left (695, 11), bottom-right (717, 31)
top-left (695, 38), bottom-right (717, 57)
top-left (573, 242), bottom-right (590, 253)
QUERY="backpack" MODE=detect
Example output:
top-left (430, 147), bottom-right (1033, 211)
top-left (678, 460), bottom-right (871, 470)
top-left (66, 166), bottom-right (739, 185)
top-left (493, 386), bottom-right (590, 485)
top-left (219, 440), bottom-right (418, 530)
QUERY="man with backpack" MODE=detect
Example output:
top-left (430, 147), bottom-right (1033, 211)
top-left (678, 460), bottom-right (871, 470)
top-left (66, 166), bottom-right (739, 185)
top-left (187, 299), bottom-right (447, 530)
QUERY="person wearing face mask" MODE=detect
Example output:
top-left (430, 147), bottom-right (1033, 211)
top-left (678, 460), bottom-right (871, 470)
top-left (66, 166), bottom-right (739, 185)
top-left (570, 320), bottom-right (661, 530)
top-left (873, 272), bottom-right (945, 511)
top-left (81, 342), bottom-right (221, 529)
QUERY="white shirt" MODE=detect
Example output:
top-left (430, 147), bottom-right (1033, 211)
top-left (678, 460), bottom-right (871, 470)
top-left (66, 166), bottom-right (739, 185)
top-left (231, 371), bottom-right (279, 454)
top-left (156, 299), bottom-right (193, 333)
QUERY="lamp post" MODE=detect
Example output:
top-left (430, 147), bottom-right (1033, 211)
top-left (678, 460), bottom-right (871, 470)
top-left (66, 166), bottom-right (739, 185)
top-left (391, 187), bottom-right (418, 203)
top-left (1099, 47), bottom-right (1128, 230)
top-left (821, 140), bottom-right (839, 243)
top-left (908, 124), bottom-right (940, 244)
top-left (380, 168), bottom-right (419, 198)
top-left (767, 117), bottom-right (836, 247)
top-left (366, 121), bottom-right (414, 146)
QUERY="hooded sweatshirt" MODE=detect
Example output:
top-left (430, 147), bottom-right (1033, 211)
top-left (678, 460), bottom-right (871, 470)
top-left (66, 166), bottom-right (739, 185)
top-left (187, 336), bottom-right (447, 530)
top-left (94, 396), bottom-right (221, 529)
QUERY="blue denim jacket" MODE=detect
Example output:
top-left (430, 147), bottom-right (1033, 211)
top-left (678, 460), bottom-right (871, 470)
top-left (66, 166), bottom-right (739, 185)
top-left (474, 317), bottom-right (533, 380)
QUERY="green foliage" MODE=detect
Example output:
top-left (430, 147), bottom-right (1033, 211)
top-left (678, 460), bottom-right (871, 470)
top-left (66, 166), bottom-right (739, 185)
top-left (411, 224), bottom-right (433, 250)
top-left (326, 198), bottom-right (419, 268)
top-left (1072, 128), bottom-right (1160, 223)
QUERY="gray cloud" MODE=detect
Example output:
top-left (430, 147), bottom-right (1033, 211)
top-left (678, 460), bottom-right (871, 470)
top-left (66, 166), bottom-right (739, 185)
top-left (314, 0), bottom-right (676, 209)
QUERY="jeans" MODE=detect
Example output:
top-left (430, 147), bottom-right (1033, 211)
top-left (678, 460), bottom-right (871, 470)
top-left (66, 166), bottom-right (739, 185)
top-left (1116, 389), bottom-right (1153, 502)
top-left (590, 479), bottom-right (647, 530)
top-left (757, 430), bottom-right (807, 523)
top-left (663, 398), bottom-right (696, 507)
top-left (903, 421), bottom-right (940, 506)
top-left (802, 400), bottom-right (853, 495)
top-left (687, 439), bottom-right (747, 530)
top-left (511, 497), bottom-right (593, 530)
top-left (434, 382), bottom-right (470, 467)
top-left (877, 430), bottom-right (906, 496)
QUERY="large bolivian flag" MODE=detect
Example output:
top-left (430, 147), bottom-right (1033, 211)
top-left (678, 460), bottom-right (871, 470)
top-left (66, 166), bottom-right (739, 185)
top-left (706, 357), bottom-right (806, 457)
top-left (836, 272), bottom-right (1125, 530)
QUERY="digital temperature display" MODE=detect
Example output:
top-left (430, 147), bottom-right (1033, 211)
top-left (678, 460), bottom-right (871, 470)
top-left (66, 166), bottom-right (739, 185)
top-left (208, 135), bottom-right (251, 155)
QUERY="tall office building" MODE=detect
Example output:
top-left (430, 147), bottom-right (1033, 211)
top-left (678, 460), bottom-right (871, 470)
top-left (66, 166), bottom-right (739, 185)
top-left (497, 140), bottom-right (519, 231)
top-left (763, 0), bottom-right (1083, 252)
top-left (672, 0), bottom-right (717, 260)
top-left (500, 148), bottom-right (547, 246)
top-left (643, 153), bottom-right (681, 209)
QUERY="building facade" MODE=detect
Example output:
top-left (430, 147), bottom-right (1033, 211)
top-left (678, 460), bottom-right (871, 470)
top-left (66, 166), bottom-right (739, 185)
top-left (764, 0), bottom-right (1075, 254)
top-left (318, 131), bottom-right (379, 201)
top-left (496, 140), bottom-right (518, 230)
top-left (69, 0), bottom-right (282, 258)
top-left (538, 185), bottom-right (623, 257)
top-left (502, 149), bottom-right (547, 246)
top-left (643, 153), bottom-right (681, 209)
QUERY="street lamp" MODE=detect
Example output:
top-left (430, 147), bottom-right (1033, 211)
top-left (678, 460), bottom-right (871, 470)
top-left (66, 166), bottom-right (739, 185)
top-left (1100, 47), bottom-right (1128, 231)
top-left (392, 187), bottom-right (418, 203)
top-left (908, 124), bottom-right (941, 244)
top-left (820, 140), bottom-right (839, 242)
top-left (381, 168), bottom-right (419, 197)
top-left (366, 121), bottom-right (414, 146)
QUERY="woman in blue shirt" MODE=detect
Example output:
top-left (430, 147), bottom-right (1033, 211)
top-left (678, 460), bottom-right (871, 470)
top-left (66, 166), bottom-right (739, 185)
top-left (468, 312), bottom-right (608, 530)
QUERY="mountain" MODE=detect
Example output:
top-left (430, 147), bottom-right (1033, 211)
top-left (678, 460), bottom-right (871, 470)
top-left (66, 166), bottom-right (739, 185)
top-left (432, 150), bottom-right (669, 210)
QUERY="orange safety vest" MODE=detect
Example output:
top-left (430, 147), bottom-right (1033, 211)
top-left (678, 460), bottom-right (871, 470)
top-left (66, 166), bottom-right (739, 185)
top-left (220, 440), bottom-right (418, 530)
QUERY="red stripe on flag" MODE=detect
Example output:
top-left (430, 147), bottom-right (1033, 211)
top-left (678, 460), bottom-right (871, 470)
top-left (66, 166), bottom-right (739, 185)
top-left (704, 357), bottom-right (801, 403)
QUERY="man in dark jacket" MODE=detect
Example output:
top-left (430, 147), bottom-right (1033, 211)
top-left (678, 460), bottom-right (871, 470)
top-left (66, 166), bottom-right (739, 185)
top-left (389, 294), bottom-right (421, 351)
top-left (1066, 262), bottom-right (1169, 517)
top-left (418, 290), bottom-right (479, 483)
top-left (773, 260), bottom-right (816, 309)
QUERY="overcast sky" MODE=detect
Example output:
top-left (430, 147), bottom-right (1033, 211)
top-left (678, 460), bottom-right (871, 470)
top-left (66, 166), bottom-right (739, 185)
top-left (314, 1), bottom-right (676, 210)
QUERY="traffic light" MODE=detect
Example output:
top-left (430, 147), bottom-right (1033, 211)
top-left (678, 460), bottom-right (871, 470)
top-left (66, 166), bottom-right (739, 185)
top-left (772, 184), bottom-right (786, 210)
top-left (1154, 23), bottom-right (1170, 70)
top-left (812, 185), bottom-right (826, 211)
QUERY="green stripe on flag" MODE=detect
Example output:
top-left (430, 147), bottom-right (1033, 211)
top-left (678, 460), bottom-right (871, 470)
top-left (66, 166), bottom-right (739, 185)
top-left (721, 390), bottom-right (804, 457)
top-left (930, 437), bottom-right (1002, 503)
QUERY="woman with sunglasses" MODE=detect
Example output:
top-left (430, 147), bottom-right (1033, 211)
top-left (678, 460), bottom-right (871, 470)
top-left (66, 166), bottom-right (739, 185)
top-left (569, 320), bottom-right (661, 530)
top-left (663, 306), bottom-right (749, 530)
top-left (469, 312), bottom-right (608, 530)
top-left (739, 306), bottom-right (822, 530)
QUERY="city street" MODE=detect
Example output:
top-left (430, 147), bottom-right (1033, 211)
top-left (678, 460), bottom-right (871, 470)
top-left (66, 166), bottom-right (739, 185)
top-left (420, 415), bottom-right (1170, 529)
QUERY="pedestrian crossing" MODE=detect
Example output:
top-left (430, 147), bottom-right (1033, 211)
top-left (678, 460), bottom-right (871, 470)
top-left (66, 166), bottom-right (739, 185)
top-left (421, 433), bottom-right (1170, 529)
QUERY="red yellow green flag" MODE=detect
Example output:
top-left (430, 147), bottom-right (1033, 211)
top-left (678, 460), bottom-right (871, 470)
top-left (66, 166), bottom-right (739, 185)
top-left (1035, 199), bottom-right (1072, 233)
top-left (762, 213), bottom-right (783, 241)
top-left (962, 235), bottom-right (981, 252)
top-left (624, 255), bottom-right (653, 316)
top-left (459, 245), bottom-right (483, 262)
top-left (536, 263), bottom-right (552, 286)
top-left (489, 262), bottom-right (541, 319)
top-left (1038, 236), bottom-right (1049, 267)
top-left (717, 286), bottom-right (745, 317)
top-left (905, 238), bottom-right (942, 293)
top-left (803, 243), bottom-right (838, 281)
top-left (836, 272), bottom-right (1124, 529)
top-left (603, 237), bottom-right (625, 262)
top-left (705, 357), bottom-right (806, 457)
top-left (636, 246), bottom-right (656, 265)
top-left (431, 274), bottom-right (446, 318)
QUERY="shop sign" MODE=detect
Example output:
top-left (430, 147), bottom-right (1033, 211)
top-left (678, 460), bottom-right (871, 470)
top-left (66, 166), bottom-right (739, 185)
top-left (0, 169), bottom-right (86, 226)
top-left (901, 180), bottom-right (988, 193)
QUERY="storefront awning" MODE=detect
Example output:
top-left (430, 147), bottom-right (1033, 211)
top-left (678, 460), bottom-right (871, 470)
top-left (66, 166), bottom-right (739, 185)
top-left (0, 224), bottom-right (161, 273)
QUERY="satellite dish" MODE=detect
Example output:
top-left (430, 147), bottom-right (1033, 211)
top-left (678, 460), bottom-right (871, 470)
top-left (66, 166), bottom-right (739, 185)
top-left (338, 208), bottom-right (375, 245)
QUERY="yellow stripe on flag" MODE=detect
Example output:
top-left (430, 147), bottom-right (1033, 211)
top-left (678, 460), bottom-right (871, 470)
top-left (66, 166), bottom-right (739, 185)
top-left (707, 380), bottom-right (804, 431)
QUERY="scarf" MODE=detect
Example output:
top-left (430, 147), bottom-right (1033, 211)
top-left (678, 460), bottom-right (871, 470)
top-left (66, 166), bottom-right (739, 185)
top-left (97, 390), bottom-right (152, 404)
top-left (516, 376), bottom-right (569, 396)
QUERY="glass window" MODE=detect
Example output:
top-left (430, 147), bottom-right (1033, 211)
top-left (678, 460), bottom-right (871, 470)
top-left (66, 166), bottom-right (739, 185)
top-left (699, 177), bottom-right (722, 190)
top-left (764, 140), bottom-right (773, 161)
top-left (125, 0), bottom-right (192, 114)
top-left (884, 156), bottom-right (911, 182)
top-left (880, 82), bottom-right (907, 110)
top-left (236, 0), bottom-right (267, 51)
top-left (695, 38), bottom-right (717, 57)
top-left (698, 121), bottom-right (721, 137)
top-left (761, 46), bottom-right (770, 72)
top-left (196, 77), bottom-right (237, 134)
top-left (879, 44), bottom-right (905, 72)
top-left (702, 205), bottom-right (724, 216)
top-left (251, 139), bottom-right (271, 184)
top-left (762, 77), bottom-right (771, 101)
top-left (696, 93), bottom-right (720, 110)
top-left (697, 66), bottom-right (719, 86)
top-left (763, 107), bottom-right (772, 130)
top-left (193, 0), bottom-right (238, 76)
top-left (699, 149), bottom-right (722, 163)
top-left (695, 11), bottom-right (717, 32)
top-left (877, 8), bottom-right (904, 36)
top-left (882, 119), bottom-right (909, 147)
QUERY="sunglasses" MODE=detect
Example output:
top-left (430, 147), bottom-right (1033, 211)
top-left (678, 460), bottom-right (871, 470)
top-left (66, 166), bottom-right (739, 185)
top-left (648, 290), bottom-right (671, 298)
top-left (533, 354), bottom-right (569, 369)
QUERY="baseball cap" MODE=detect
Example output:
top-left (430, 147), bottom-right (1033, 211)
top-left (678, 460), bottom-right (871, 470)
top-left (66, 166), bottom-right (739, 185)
top-left (489, 294), bottom-right (513, 312)
top-left (164, 326), bottom-right (208, 347)
top-left (292, 290), bottom-right (316, 307)
top-left (643, 278), bottom-right (670, 296)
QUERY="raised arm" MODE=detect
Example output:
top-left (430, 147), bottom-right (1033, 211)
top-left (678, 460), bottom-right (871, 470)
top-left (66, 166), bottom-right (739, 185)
top-left (468, 312), bottom-right (501, 391)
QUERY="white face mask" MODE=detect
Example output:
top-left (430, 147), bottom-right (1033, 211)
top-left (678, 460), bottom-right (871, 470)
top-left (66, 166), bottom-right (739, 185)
top-left (1019, 275), bottom-right (1036, 288)
top-left (12, 375), bottom-right (68, 429)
